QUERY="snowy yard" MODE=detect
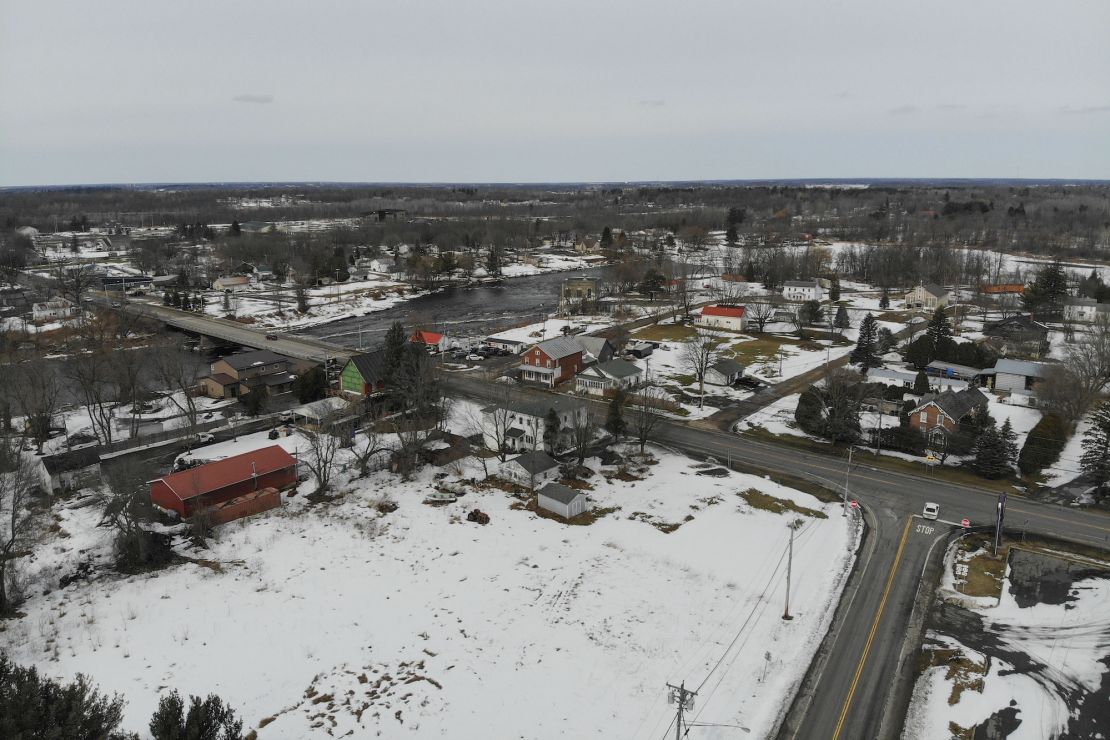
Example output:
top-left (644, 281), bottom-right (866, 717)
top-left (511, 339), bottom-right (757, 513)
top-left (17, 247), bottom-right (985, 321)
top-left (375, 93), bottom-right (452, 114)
top-left (903, 545), bottom-right (1110, 739)
top-left (9, 409), bottom-right (859, 739)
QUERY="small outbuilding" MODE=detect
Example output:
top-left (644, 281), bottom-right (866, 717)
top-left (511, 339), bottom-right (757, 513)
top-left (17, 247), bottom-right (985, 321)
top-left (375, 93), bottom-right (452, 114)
top-left (537, 482), bottom-right (591, 520)
top-left (992, 358), bottom-right (1052, 393)
top-left (705, 358), bottom-right (745, 386)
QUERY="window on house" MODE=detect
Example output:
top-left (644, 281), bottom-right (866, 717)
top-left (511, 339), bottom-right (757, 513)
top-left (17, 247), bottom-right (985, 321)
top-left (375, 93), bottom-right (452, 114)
top-left (919, 411), bottom-right (927, 423)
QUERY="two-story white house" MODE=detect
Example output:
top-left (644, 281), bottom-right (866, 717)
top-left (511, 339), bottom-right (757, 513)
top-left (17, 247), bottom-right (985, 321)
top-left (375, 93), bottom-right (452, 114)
top-left (482, 396), bottom-right (589, 454)
top-left (781, 280), bottom-right (823, 302)
top-left (1064, 297), bottom-right (1110, 323)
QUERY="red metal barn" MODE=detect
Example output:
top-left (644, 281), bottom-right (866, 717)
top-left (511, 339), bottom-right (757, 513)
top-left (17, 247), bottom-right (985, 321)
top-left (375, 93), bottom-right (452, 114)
top-left (150, 445), bottom-right (296, 519)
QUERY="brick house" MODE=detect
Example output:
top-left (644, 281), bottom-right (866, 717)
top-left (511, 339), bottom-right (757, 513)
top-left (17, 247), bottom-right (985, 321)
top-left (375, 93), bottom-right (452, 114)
top-left (519, 337), bottom-right (584, 387)
top-left (909, 388), bottom-right (989, 446)
top-left (149, 445), bottom-right (296, 519)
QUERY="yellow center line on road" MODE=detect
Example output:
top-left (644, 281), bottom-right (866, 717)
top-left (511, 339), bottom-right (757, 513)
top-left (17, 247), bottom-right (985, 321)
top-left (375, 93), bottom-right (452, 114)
top-left (831, 517), bottom-right (913, 740)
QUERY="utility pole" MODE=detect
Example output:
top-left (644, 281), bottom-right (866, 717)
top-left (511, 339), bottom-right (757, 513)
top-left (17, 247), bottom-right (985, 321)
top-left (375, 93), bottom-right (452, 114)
top-left (782, 519), bottom-right (803, 620)
top-left (666, 682), bottom-right (696, 739)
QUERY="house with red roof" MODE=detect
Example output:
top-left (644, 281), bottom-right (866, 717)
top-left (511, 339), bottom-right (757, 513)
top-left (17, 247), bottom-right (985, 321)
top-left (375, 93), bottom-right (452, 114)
top-left (149, 445), bottom-right (296, 520)
top-left (410, 329), bottom-right (447, 353)
top-left (695, 305), bottom-right (747, 331)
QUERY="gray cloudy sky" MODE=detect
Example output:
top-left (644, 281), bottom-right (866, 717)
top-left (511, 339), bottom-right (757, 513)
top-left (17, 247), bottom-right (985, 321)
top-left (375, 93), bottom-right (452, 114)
top-left (2, 0), bottom-right (1108, 185)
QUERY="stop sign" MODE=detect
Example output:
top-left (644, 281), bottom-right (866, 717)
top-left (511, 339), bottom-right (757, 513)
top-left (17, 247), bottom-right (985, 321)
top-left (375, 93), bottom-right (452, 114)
top-left (961, 518), bottom-right (970, 528)
top-left (850, 500), bottom-right (859, 509)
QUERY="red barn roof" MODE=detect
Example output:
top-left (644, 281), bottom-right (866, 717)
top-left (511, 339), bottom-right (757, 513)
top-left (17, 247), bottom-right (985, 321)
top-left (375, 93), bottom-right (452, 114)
top-left (155, 446), bottom-right (296, 502)
top-left (410, 330), bottom-right (444, 345)
top-left (701, 305), bottom-right (746, 318)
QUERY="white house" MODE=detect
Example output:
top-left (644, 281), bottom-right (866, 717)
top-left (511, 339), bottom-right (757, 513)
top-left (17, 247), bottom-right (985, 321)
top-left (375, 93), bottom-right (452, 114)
top-left (905, 283), bottom-right (950, 310)
top-left (32, 298), bottom-right (78, 322)
top-left (782, 280), bottom-right (823, 302)
top-left (705, 358), bottom-right (745, 386)
top-left (575, 359), bottom-right (642, 396)
top-left (1064, 297), bottom-right (1110, 323)
top-left (214, 275), bottom-right (251, 291)
top-left (499, 451), bottom-right (560, 486)
top-left (482, 397), bottom-right (588, 454)
top-left (695, 305), bottom-right (747, 331)
top-left (537, 482), bottom-right (591, 519)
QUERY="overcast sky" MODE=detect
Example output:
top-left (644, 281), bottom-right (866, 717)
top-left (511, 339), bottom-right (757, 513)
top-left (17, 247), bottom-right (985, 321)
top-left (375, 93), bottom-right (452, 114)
top-left (2, 0), bottom-right (1108, 186)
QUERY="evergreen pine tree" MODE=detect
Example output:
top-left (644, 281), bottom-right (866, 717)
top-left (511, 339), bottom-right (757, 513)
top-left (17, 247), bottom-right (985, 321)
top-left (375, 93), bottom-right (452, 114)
top-left (829, 276), bottom-right (841, 302)
top-left (1018, 413), bottom-right (1068, 476)
top-left (600, 226), bottom-right (613, 248)
top-left (229, 220), bottom-right (242, 237)
top-left (1081, 402), bottom-right (1110, 490)
top-left (834, 305), bottom-right (851, 332)
top-left (876, 327), bottom-right (895, 355)
top-left (879, 288), bottom-right (890, 310)
top-left (925, 307), bottom-right (952, 344)
top-left (1000, 418), bottom-right (1018, 468)
top-left (849, 313), bottom-right (881, 368)
top-left (382, 321), bottom-right (408, 388)
top-left (973, 423), bottom-right (1009, 479)
top-left (913, 370), bottom-right (931, 395)
top-left (725, 224), bottom-right (738, 246)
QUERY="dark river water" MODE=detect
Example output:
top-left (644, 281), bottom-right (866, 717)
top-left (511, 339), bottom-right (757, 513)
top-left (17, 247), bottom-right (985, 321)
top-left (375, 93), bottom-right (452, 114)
top-left (296, 267), bottom-right (604, 350)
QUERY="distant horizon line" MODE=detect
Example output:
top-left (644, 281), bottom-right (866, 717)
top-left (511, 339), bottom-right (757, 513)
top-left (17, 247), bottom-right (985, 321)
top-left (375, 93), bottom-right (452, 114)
top-left (3, 177), bottom-right (1110, 192)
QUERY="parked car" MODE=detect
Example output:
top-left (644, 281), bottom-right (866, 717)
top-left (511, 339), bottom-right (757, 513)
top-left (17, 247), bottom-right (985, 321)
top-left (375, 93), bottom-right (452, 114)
top-left (466, 354), bottom-right (484, 361)
top-left (265, 333), bottom-right (279, 341)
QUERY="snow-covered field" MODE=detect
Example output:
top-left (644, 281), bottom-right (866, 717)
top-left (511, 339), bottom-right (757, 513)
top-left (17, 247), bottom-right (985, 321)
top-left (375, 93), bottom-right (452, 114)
top-left (486, 316), bottom-right (615, 346)
top-left (903, 546), bottom-right (1110, 739)
top-left (9, 407), bottom-right (859, 739)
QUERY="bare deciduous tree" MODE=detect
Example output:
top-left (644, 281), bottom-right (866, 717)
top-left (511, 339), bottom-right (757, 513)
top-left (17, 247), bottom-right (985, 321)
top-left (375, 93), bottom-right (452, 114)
top-left (151, 342), bottom-right (202, 437)
top-left (303, 413), bottom-right (348, 494)
top-left (67, 349), bottom-right (117, 444)
top-left (14, 361), bottom-right (61, 454)
top-left (682, 329), bottom-right (724, 408)
top-left (570, 409), bottom-right (596, 468)
top-left (747, 300), bottom-right (775, 333)
top-left (630, 386), bottom-right (667, 455)
top-left (0, 440), bottom-right (36, 613)
top-left (351, 422), bottom-right (388, 477)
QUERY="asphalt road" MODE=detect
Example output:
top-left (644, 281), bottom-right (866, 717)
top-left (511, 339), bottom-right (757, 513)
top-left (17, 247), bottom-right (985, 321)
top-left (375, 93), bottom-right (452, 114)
top-left (441, 372), bottom-right (1110, 740)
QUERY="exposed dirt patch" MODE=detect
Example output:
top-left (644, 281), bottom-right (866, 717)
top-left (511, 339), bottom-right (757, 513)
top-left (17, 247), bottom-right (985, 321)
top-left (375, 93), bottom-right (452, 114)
top-left (737, 488), bottom-right (827, 519)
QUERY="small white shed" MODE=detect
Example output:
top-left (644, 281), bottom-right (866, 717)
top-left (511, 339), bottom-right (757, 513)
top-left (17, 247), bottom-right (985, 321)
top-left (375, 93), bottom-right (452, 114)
top-left (537, 482), bottom-right (591, 520)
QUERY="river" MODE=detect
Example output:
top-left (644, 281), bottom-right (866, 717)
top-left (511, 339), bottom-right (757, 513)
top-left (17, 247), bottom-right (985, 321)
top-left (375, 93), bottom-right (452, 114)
top-left (295, 267), bottom-right (604, 350)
